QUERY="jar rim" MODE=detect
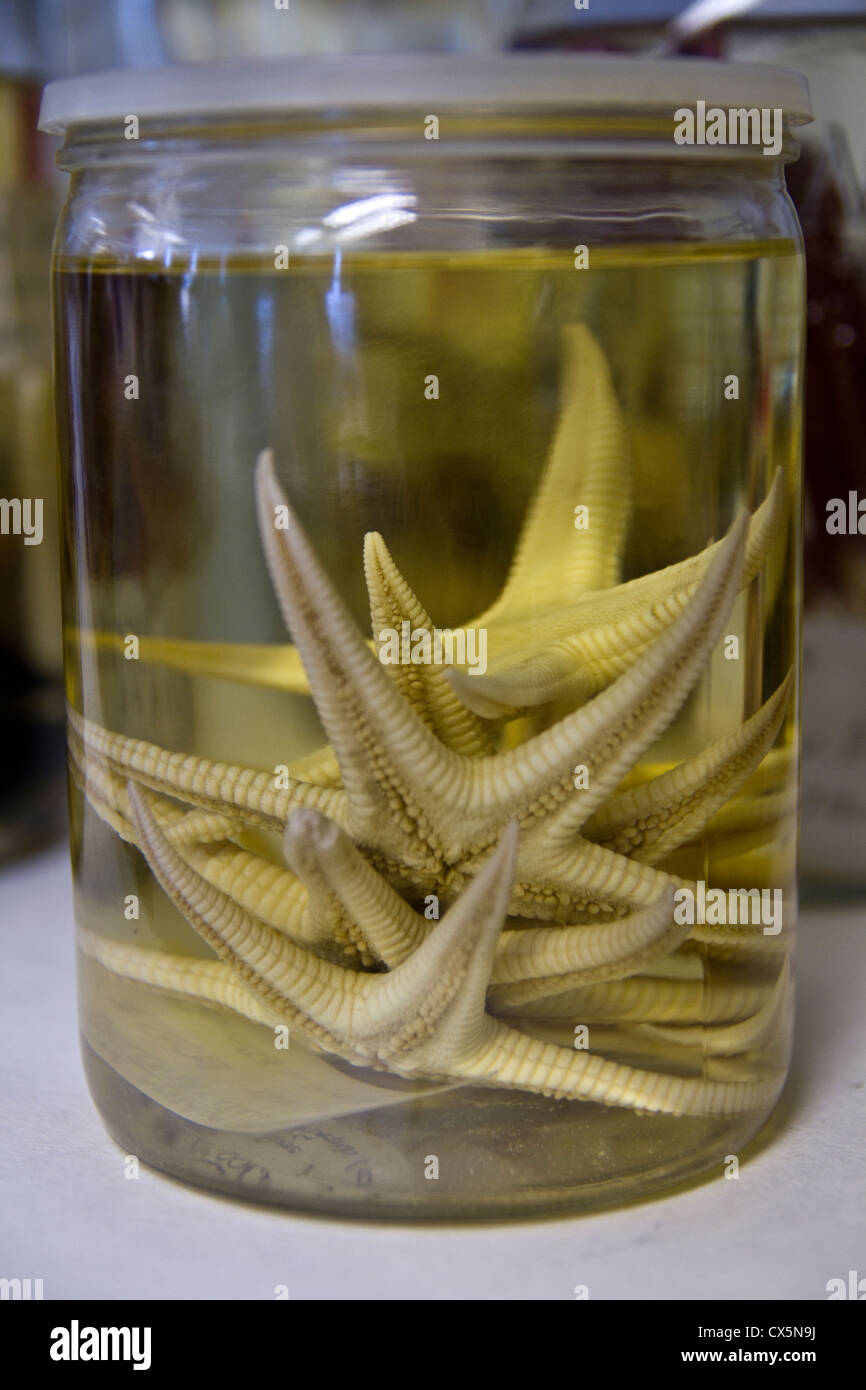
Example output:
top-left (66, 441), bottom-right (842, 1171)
top-left (38, 52), bottom-right (813, 136)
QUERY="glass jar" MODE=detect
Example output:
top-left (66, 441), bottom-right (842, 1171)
top-left (41, 54), bottom-right (811, 1219)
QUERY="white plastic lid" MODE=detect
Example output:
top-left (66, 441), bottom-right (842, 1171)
top-left (38, 53), bottom-right (812, 134)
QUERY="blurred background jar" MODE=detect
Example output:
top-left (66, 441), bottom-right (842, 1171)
top-left (0, 6), bottom-right (65, 860)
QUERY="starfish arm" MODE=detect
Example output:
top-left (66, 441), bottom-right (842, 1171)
top-left (174, 840), bottom-right (324, 949)
top-left (363, 530), bottom-right (494, 756)
top-left (690, 923), bottom-right (792, 956)
top-left (695, 787), bottom-right (796, 840)
top-left (571, 464), bottom-right (785, 636)
top-left (581, 670), bottom-right (793, 864)
top-left (67, 626), bottom-right (312, 694)
top-left (368, 823), bottom-right (519, 1073)
top-left (477, 509), bottom-right (746, 836)
top-left (172, 834), bottom-right (395, 964)
top-left (455, 467), bottom-right (785, 716)
top-left (78, 929), bottom-right (285, 1028)
top-left (641, 952), bottom-right (704, 980)
top-left (255, 450), bottom-right (471, 869)
top-left (498, 975), bottom-right (773, 1023)
top-left (287, 744), bottom-right (343, 787)
top-left (479, 323), bottom-right (631, 619)
top-left (69, 731), bottom-right (229, 849)
top-left (68, 705), bottom-right (347, 832)
top-left (741, 465), bottom-right (788, 586)
top-left (693, 824), bottom-right (797, 876)
top-left (628, 960), bottom-right (790, 1057)
top-left (243, 523), bottom-right (495, 797)
top-left (488, 884), bottom-right (685, 1005)
top-left (455, 1021), bottom-right (785, 1116)
top-left (162, 808), bottom-right (238, 844)
top-left (283, 809), bottom-right (427, 967)
top-left (446, 647), bottom-right (596, 719)
top-left (68, 733), bottom-right (138, 844)
top-left (71, 740), bottom-right (245, 853)
top-left (513, 833), bottom-right (676, 920)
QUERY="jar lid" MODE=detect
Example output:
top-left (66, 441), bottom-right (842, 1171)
top-left (38, 53), bottom-right (812, 133)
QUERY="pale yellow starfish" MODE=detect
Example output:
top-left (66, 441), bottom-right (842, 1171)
top-left (447, 471), bottom-right (785, 719)
top-left (65, 727), bottom-right (690, 985)
top-left (80, 786), bottom-right (784, 1118)
top-left (69, 324), bottom-right (793, 1120)
top-left (71, 489), bottom-right (791, 1117)
top-left (72, 451), bottom-right (785, 938)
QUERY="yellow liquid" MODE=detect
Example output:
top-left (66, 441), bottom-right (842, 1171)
top-left (57, 243), bottom-right (801, 1217)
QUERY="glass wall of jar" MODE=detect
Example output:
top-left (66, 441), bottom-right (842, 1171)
top-left (41, 55), bottom-right (810, 1218)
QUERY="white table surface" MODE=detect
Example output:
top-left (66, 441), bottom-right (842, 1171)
top-left (2, 843), bottom-right (864, 1301)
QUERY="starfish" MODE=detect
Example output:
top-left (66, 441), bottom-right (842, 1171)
top-left (70, 322), bottom-right (793, 1120)
top-left (71, 492), bottom-right (790, 1109)
top-left (251, 450), bottom-right (758, 910)
top-left (69, 680), bottom-right (781, 996)
top-left (72, 721), bottom-right (787, 1023)
top-left (446, 471), bottom-right (785, 719)
top-left (77, 786), bottom-right (784, 1118)
top-left (72, 452), bottom-right (788, 938)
